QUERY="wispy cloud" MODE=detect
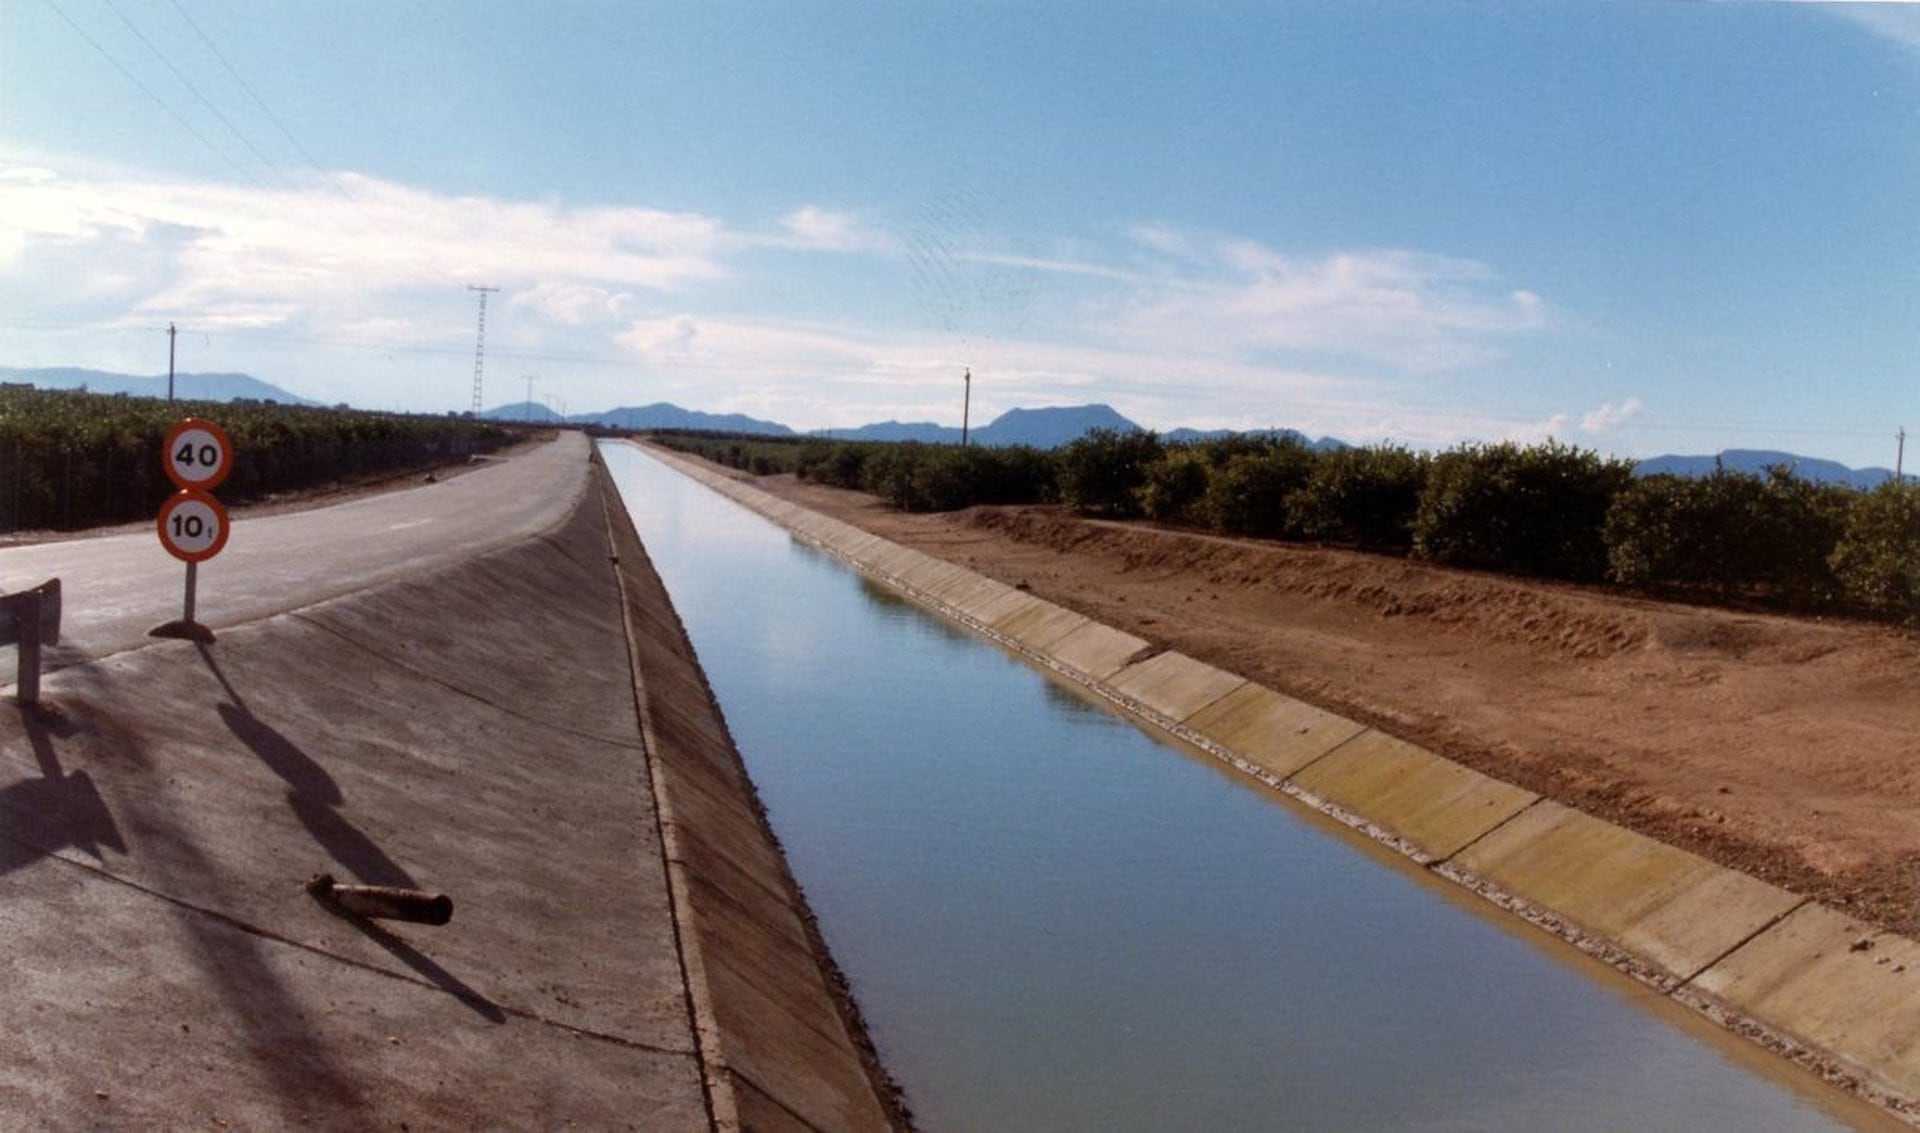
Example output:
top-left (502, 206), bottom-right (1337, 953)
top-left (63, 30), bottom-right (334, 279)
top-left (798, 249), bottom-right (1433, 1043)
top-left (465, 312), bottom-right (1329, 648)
top-left (1498, 397), bottom-right (1647, 447)
top-left (0, 161), bottom-right (729, 330)
top-left (1580, 397), bottom-right (1644, 433)
top-left (1828, 3), bottom-right (1920, 57)
top-left (1097, 234), bottom-right (1549, 375)
top-left (771, 205), bottom-right (896, 253)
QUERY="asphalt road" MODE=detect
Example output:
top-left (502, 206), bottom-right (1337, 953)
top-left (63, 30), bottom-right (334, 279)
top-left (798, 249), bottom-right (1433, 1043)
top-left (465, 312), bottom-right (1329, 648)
top-left (1, 431), bottom-right (591, 687)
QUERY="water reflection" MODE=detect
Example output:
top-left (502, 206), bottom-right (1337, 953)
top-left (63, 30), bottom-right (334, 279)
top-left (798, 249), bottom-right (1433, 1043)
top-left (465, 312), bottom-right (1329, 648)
top-left (602, 443), bottom-right (1879, 1133)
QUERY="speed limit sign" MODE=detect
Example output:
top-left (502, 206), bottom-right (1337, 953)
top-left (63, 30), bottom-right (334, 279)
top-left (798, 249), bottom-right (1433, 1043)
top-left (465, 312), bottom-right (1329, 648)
top-left (162, 417), bottom-right (234, 491)
top-left (156, 490), bottom-right (230, 563)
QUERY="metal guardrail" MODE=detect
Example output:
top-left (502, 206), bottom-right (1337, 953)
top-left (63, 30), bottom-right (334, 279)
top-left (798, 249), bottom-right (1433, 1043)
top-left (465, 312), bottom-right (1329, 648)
top-left (0, 578), bottom-right (62, 706)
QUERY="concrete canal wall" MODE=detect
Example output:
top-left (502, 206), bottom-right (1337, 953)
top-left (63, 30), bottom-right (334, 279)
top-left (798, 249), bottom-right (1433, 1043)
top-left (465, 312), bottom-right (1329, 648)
top-left (647, 443), bottom-right (1920, 1127)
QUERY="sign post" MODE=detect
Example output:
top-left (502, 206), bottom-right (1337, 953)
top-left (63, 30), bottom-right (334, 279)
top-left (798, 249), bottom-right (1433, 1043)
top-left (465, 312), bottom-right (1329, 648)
top-left (1, 579), bottom-right (61, 707)
top-left (151, 418), bottom-right (233, 643)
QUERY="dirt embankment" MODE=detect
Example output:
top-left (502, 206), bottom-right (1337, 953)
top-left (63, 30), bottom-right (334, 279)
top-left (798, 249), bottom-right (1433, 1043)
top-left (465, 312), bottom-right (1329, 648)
top-left (754, 472), bottom-right (1920, 937)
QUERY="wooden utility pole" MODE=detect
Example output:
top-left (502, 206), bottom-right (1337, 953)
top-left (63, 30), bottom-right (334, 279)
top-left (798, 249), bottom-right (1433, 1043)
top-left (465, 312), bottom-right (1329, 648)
top-left (167, 322), bottom-right (177, 403)
top-left (1899, 427), bottom-right (1907, 482)
top-left (961, 367), bottom-right (972, 447)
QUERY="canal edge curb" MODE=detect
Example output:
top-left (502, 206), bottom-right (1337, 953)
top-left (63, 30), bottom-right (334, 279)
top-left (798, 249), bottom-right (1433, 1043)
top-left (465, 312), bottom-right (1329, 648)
top-left (643, 442), bottom-right (1920, 1128)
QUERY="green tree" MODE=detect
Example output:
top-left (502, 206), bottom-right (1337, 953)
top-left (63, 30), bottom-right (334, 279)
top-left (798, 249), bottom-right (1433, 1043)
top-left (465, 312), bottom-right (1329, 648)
top-left (1286, 445), bottom-right (1427, 552)
top-left (1830, 481), bottom-right (1920, 621)
top-left (1414, 440), bottom-right (1632, 581)
top-left (1058, 429), bottom-right (1162, 518)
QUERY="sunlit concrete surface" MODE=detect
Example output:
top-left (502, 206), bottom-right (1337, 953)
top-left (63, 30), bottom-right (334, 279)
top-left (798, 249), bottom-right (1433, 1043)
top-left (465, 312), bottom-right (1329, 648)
top-left (1182, 683), bottom-right (1367, 780)
top-left (1688, 903), bottom-right (1920, 1104)
top-left (1449, 800), bottom-right (1807, 984)
top-left (0, 435), bottom-right (591, 685)
top-left (1286, 728), bottom-right (1539, 862)
top-left (1106, 650), bottom-right (1248, 724)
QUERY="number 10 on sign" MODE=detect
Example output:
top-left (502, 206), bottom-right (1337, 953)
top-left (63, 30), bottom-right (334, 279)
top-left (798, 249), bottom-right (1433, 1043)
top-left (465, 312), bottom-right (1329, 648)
top-left (156, 490), bottom-right (229, 562)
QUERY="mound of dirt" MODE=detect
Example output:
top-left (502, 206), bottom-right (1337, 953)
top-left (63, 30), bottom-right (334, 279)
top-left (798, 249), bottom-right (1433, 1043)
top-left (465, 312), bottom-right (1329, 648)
top-left (756, 474), bottom-right (1920, 936)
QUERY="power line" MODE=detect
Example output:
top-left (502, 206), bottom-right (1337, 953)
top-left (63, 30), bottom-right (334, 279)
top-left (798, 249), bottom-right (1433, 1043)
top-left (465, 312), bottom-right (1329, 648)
top-left (39, 0), bottom-right (267, 190)
top-left (158, 0), bottom-right (451, 294)
top-left (100, 0), bottom-right (303, 193)
top-left (45, 0), bottom-right (453, 297)
top-left (165, 0), bottom-right (328, 174)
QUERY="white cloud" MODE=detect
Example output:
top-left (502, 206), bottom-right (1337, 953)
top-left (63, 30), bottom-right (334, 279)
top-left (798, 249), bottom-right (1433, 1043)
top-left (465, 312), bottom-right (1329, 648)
top-left (1127, 223), bottom-right (1201, 260)
top-left (1580, 397), bottom-right (1644, 432)
top-left (1097, 235), bottom-right (1549, 375)
top-left (774, 205), bottom-right (894, 253)
top-left (0, 163), bottom-right (728, 331)
top-left (1831, 4), bottom-right (1920, 56)
top-left (954, 250), bottom-right (1163, 286)
top-left (1488, 398), bottom-right (1647, 449)
top-left (510, 281), bottom-right (636, 326)
top-left (0, 166), bottom-right (57, 185)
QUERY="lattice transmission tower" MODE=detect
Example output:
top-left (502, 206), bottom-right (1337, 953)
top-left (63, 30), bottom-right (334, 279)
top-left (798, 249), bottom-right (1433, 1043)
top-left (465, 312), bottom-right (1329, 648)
top-left (467, 284), bottom-right (500, 414)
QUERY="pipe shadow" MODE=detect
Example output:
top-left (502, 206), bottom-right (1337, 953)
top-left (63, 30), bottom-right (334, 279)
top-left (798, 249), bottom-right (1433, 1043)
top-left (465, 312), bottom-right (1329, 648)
top-left (197, 644), bottom-right (416, 889)
top-left (311, 897), bottom-right (507, 1024)
top-left (0, 703), bottom-right (126, 875)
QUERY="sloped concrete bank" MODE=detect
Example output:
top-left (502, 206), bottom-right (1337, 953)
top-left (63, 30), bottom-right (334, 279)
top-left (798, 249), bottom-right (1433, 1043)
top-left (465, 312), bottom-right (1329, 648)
top-left (593, 455), bottom-right (905, 1132)
top-left (0, 450), bottom-right (896, 1130)
top-left (645, 442), bottom-right (1920, 1128)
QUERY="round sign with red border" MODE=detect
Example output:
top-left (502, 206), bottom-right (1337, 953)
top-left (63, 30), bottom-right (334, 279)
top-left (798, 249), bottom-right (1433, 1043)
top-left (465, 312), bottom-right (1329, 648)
top-left (162, 418), bottom-right (234, 491)
top-left (156, 490), bottom-right (230, 563)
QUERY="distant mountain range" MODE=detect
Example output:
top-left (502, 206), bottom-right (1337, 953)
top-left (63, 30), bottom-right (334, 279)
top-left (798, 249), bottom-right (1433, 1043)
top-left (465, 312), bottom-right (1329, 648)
top-left (813, 404), bottom-right (1146, 447)
top-left (498, 400), bottom-right (1351, 452)
top-left (0, 365), bottom-right (320, 405)
top-left (8, 364), bottom-right (1909, 488)
top-left (497, 400), bottom-right (802, 436)
top-left (1633, 449), bottom-right (1910, 491)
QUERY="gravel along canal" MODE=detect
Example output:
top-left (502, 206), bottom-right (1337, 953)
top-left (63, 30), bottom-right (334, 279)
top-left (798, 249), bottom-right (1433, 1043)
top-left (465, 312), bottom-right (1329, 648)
top-left (602, 442), bottom-right (1891, 1132)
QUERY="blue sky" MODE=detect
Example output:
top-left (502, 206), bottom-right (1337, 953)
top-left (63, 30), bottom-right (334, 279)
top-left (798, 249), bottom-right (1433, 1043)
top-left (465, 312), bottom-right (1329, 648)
top-left (3, 2), bottom-right (1918, 465)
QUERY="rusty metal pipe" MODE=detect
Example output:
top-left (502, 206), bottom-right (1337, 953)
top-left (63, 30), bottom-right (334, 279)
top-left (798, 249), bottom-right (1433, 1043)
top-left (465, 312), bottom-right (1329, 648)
top-left (306, 872), bottom-right (453, 925)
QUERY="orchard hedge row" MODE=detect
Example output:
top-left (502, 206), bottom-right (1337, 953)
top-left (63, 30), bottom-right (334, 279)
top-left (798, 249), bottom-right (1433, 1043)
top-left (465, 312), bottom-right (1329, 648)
top-left (0, 387), bottom-right (516, 532)
top-left (655, 428), bottom-right (1920, 624)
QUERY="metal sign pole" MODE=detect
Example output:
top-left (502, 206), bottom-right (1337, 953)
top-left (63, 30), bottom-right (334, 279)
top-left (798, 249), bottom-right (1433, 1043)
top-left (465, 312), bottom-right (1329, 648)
top-left (2, 580), bottom-right (58, 707)
top-left (183, 560), bottom-right (198, 626)
top-left (16, 594), bottom-right (40, 706)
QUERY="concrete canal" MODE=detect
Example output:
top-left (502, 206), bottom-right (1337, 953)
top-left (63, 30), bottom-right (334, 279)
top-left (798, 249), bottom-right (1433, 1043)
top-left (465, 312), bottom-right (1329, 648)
top-left (602, 443), bottom-right (1884, 1132)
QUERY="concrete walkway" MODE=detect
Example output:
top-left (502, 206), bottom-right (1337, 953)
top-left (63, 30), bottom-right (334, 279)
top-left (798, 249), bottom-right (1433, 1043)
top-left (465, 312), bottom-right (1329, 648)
top-left (0, 442), bottom-right (896, 1129)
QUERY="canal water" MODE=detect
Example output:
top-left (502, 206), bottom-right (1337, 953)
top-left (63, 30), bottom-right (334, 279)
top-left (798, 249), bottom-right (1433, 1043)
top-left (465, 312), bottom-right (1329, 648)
top-left (602, 444), bottom-right (1876, 1132)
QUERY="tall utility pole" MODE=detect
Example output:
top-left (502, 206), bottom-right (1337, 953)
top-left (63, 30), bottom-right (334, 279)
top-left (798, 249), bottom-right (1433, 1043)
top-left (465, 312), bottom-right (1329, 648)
top-left (467, 285), bottom-right (500, 415)
top-left (167, 322), bottom-right (177, 403)
top-left (1899, 427), bottom-right (1907, 483)
top-left (961, 367), bottom-right (972, 447)
top-left (525, 374), bottom-right (537, 420)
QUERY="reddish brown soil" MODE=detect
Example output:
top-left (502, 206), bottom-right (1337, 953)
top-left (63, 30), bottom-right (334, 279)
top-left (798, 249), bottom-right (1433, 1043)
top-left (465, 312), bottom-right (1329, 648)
top-left (754, 472), bottom-right (1920, 937)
